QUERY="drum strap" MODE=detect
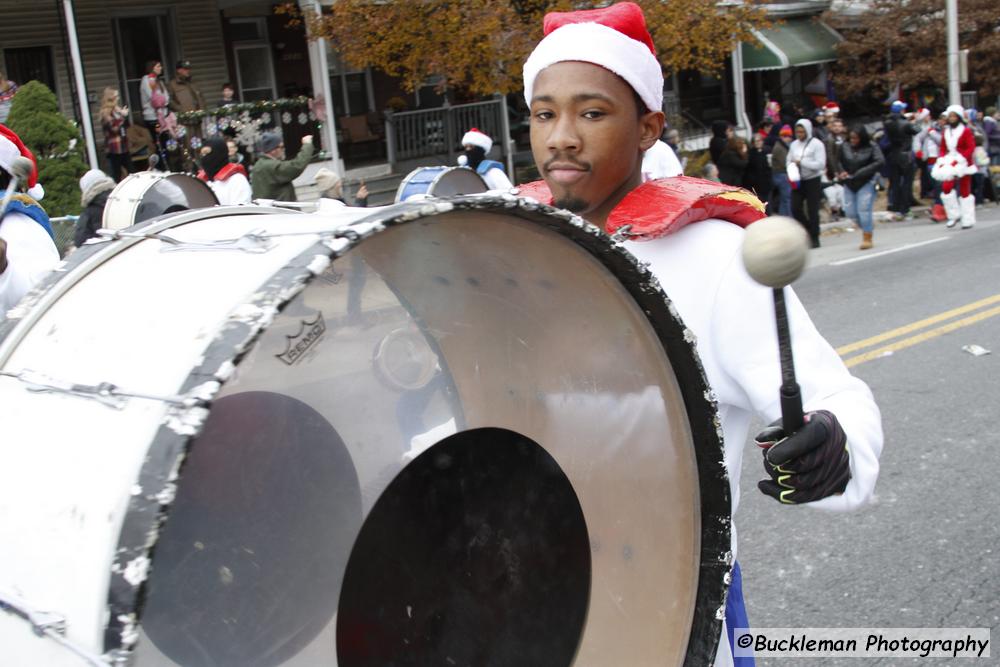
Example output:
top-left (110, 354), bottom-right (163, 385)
top-left (476, 160), bottom-right (505, 176)
top-left (2, 195), bottom-right (54, 240)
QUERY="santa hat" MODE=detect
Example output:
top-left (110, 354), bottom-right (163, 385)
top-left (523, 2), bottom-right (663, 113)
top-left (0, 124), bottom-right (44, 200)
top-left (915, 108), bottom-right (931, 121)
top-left (945, 104), bottom-right (965, 120)
top-left (823, 101), bottom-right (840, 115)
top-left (460, 128), bottom-right (493, 153)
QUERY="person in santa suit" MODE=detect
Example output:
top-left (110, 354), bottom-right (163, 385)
top-left (520, 4), bottom-right (882, 664)
top-left (0, 124), bottom-right (59, 317)
top-left (197, 137), bottom-right (252, 206)
top-left (931, 104), bottom-right (977, 229)
top-left (457, 128), bottom-right (514, 191)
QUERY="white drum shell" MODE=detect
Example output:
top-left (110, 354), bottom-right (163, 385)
top-left (0, 209), bottom-right (372, 665)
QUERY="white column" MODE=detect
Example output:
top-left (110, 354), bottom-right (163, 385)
top-left (62, 0), bottom-right (99, 170)
top-left (731, 45), bottom-right (753, 140)
top-left (301, 0), bottom-right (343, 175)
top-left (946, 0), bottom-right (960, 106)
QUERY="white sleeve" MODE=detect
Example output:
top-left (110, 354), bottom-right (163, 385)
top-left (484, 168), bottom-right (514, 191)
top-left (0, 214), bottom-right (61, 316)
top-left (709, 244), bottom-right (883, 511)
top-left (233, 174), bottom-right (252, 205)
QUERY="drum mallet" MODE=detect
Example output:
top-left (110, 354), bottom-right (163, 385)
top-left (0, 156), bottom-right (35, 223)
top-left (741, 215), bottom-right (811, 434)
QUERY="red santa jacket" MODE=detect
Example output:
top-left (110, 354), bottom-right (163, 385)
top-left (940, 124), bottom-right (975, 165)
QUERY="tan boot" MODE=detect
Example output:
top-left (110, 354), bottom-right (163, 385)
top-left (859, 232), bottom-right (873, 250)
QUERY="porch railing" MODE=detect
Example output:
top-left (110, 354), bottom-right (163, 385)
top-left (385, 97), bottom-right (512, 173)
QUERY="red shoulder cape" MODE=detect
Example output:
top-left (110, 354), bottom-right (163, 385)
top-left (514, 176), bottom-right (766, 240)
top-left (197, 162), bottom-right (248, 182)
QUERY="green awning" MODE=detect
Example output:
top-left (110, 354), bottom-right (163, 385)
top-left (741, 18), bottom-right (843, 71)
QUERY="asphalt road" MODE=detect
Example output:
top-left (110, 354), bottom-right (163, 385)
top-left (736, 204), bottom-right (1000, 665)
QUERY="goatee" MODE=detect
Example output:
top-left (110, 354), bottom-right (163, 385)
top-left (553, 196), bottom-right (589, 213)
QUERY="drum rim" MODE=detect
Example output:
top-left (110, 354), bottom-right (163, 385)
top-left (3, 196), bottom-right (731, 662)
top-left (394, 166), bottom-right (487, 203)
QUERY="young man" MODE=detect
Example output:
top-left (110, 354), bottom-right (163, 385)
top-left (0, 124), bottom-right (59, 316)
top-left (167, 60), bottom-right (206, 114)
top-left (250, 131), bottom-right (314, 202)
top-left (521, 4), bottom-right (882, 664)
top-left (788, 119), bottom-right (826, 247)
top-left (932, 104), bottom-right (977, 229)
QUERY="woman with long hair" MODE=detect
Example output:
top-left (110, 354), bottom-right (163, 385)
top-left (99, 87), bottom-right (133, 182)
top-left (837, 125), bottom-right (885, 250)
top-left (717, 136), bottom-right (748, 187)
top-left (139, 61), bottom-right (175, 167)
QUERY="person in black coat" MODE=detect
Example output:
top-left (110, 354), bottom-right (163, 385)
top-left (836, 125), bottom-right (885, 250)
top-left (743, 134), bottom-right (773, 209)
top-left (717, 136), bottom-right (748, 187)
top-left (709, 120), bottom-right (732, 165)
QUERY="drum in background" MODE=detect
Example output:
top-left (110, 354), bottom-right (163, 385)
top-left (0, 197), bottom-right (730, 667)
top-left (102, 171), bottom-right (219, 231)
top-left (394, 166), bottom-right (488, 202)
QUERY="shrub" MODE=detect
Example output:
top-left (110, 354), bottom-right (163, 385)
top-left (6, 81), bottom-right (88, 217)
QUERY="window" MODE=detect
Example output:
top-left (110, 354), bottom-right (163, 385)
top-left (112, 12), bottom-right (178, 119)
top-left (4, 46), bottom-right (57, 94)
top-left (327, 48), bottom-right (373, 117)
top-left (230, 18), bottom-right (277, 102)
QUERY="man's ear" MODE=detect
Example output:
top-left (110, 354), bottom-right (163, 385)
top-left (639, 111), bottom-right (666, 151)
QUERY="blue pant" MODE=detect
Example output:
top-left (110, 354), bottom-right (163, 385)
top-left (726, 561), bottom-right (755, 665)
top-left (772, 173), bottom-right (792, 217)
top-left (844, 180), bottom-right (876, 233)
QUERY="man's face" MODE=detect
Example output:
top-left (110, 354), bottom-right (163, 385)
top-left (178, 67), bottom-right (191, 79)
top-left (223, 87), bottom-right (234, 100)
top-left (831, 120), bottom-right (845, 136)
top-left (269, 143), bottom-right (286, 160)
top-left (795, 125), bottom-right (807, 141)
top-left (529, 61), bottom-right (662, 226)
top-left (947, 112), bottom-right (961, 126)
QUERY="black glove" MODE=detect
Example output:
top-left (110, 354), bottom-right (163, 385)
top-left (755, 410), bottom-right (850, 504)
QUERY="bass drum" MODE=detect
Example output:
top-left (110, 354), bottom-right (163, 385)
top-left (394, 165), bottom-right (488, 202)
top-left (102, 171), bottom-right (219, 231)
top-left (0, 197), bottom-right (730, 667)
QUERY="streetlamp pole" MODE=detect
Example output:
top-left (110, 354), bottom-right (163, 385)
top-left (946, 0), bottom-right (960, 106)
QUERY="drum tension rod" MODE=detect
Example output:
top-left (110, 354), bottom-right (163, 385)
top-left (1, 591), bottom-right (123, 666)
top-left (610, 224), bottom-right (634, 244)
top-left (0, 369), bottom-right (195, 410)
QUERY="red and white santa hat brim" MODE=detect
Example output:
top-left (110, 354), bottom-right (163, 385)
top-left (915, 108), bottom-right (931, 121)
top-left (824, 102), bottom-right (840, 114)
top-left (461, 128), bottom-right (493, 153)
top-left (0, 124), bottom-right (44, 200)
top-left (945, 104), bottom-right (965, 119)
top-left (523, 2), bottom-right (663, 113)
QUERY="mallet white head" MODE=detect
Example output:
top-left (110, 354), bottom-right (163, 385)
top-left (741, 216), bottom-right (810, 288)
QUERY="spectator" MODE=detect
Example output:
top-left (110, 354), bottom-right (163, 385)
top-left (0, 70), bottom-right (18, 124)
top-left (702, 161), bottom-right (720, 183)
top-left (664, 128), bottom-right (680, 154)
top-left (216, 82), bottom-right (239, 109)
top-left (912, 108), bottom-right (935, 199)
top-left (226, 139), bottom-right (245, 165)
top-left (837, 125), bottom-right (885, 250)
top-left (921, 113), bottom-right (946, 221)
top-left (984, 107), bottom-right (1000, 165)
top-left (743, 134), bottom-right (772, 208)
top-left (139, 61), bottom-right (167, 144)
top-left (756, 119), bottom-right (774, 145)
top-left (770, 124), bottom-right (793, 216)
top-left (788, 118), bottom-right (826, 248)
top-left (315, 167), bottom-right (369, 207)
top-left (810, 109), bottom-right (829, 142)
top-left (709, 120), bottom-right (731, 165)
top-left (642, 139), bottom-right (683, 179)
top-left (75, 169), bottom-right (117, 247)
top-left (883, 100), bottom-right (919, 217)
top-left (197, 137), bottom-right (251, 206)
top-left (98, 87), bottom-right (133, 182)
top-left (971, 132), bottom-right (992, 205)
top-left (250, 132), bottom-right (315, 201)
top-left (823, 117), bottom-right (847, 219)
top-left (167, 60), bottom-right (206, 114)
top-left (717, 136), bottom-right (748, 187)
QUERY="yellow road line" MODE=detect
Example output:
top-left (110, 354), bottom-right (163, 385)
top-left (836, 293), bottom-right (1000, 356)
top-left (843, 304), bottom-right (1000, 368)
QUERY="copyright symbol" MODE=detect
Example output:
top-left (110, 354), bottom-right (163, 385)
top-left (737, 633), bottom-right (753, 649)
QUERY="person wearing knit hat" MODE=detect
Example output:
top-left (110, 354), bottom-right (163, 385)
top-left (74, 169), bottom-right (117, 246)
top-left (250, 132), bottom-right (314, 202)
top-left (197, 137), bottom-right (251, 206)
top-left (769, 125), bottom-right (794, 216)
top-left (457, 128), bottom-right (513, 191)
top-left (0, 124), bottom-right (59, 316)
top-left (521, 4), bottom-right (881, 665)
top-left (314, 167), bottom-right (368, 208)
top-left (931, 104), bottom-right (977, 228)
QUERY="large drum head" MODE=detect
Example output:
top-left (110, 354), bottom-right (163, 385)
top-left (130, 205), bottom-right (725, 666)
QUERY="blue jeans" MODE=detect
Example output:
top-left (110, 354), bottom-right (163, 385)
top-left (844, 180), bottom-right (876, 233)
top-left (772, 172), bottom-right (792, 216)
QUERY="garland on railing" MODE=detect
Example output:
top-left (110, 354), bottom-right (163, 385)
top-left (177, 96), bottom-right (312, 124)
